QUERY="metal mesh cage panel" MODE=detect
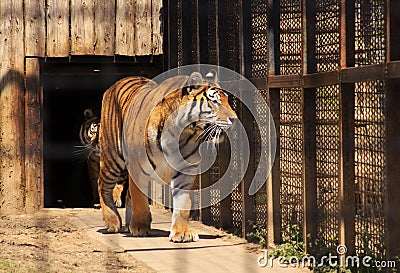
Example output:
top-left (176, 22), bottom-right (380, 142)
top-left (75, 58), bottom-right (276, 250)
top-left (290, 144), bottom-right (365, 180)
top-left (315, 0), bottom-right (340, 72)
top-left (355, 81), bottom-right (386, 258)
top-left (190, 0), bottom-right (200, 64)
top-left (230, 97), bottom-right (243, 232)
top-left (218, 0), bottom-right (241, 72)
top-left (316, 85), bottom-right (339, 249)
top-left (177, 0), bottom-right (183, 67)
top-left (208, 0), bottom-right (218, 65)
top-left (280, 0), bottom-right (302, 75)
top-left (251, 0), bottom-right (268, 78)
top-left (254, 89), bottom-right (271, 224)
top-left (280, 88), bottom-right (303, 237)
top-left (355, 0), bottom-right (386, 65)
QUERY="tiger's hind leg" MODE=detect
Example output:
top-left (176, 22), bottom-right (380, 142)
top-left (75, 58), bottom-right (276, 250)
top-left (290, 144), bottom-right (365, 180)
top-left (98, 177), bottom-right (122, 233)
top-left (122, 189), bottom-right (132, 233)
top-left (128, 176), bottom-right (152, 236)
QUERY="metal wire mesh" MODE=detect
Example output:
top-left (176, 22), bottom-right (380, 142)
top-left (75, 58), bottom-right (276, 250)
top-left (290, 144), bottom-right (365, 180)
top-left (218, 0), bottom-right (241, 72)
top-left (280, 88), bottom-right (303, 237)
top-left (355, 0), bottom-right (386, 65)
top-left (354, 82), bottom-right (386, 257)
top-left (316, 85), bottom-right (339, 249)
top-left (230, 97), bottom-right (243, 232)
top-left (315, 0), bottom-right (340, 72)
top-left (208, 0), bottom-right (218, 65)
top-left (280, 0), bottom-right (302, 75)
top-left (251, 0), bottom-right (268, 78)
top-left (354, 0), bottom-right (386, 259)
top-left (177, 0), bottom-right (183, 67)
top-left (254, 89), bottom-right (271, 224)
top-left (278, 0), bottom-right (303, 241)
top-left (190, 0), bottom-right (200, 64)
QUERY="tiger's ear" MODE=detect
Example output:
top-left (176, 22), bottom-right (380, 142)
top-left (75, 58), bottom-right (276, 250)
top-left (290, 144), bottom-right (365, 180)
top-left (187, 72), bottom-right (203, 88)
top-left (84, 109), bottom-right (95, 120)
top-left (205, 69), bottom-right (218, 83)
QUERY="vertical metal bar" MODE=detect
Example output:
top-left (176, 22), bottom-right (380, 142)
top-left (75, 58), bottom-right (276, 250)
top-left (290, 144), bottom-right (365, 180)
top-left (266, 0), bottom-right (281, 248)
top-left (167, 0), bottom-right (178, 69)
top-left (301, 0), bottom-right (317, 250)
top-left (219, 140), bottom-right (233, 229)
top-left (266, 88), bottom-right (281, 247)
top-left (338, 0), bottom-right (356, 263)
top-left (239, 0), bottom-right (256, 238)
top-left (162, 0), bottom-right (169, 70)
top-left (192, 0), bottom-right (200, 64)
top-left (217, 0), bottom-right (227, 66)
top-left (385, 0), bottom-right (400, 264)
top-left (198, 0), bottom-right (212, 225)
top-left (181, 0), bottom-right (192, 65)
top-left (198, 0), bottom-right (209, 64)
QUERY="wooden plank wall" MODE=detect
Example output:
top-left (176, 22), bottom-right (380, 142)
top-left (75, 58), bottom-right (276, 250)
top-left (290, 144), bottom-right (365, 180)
top-left (0, 0), bottom-right (162, 214)
top-left (24, 0), bottom-right (163, 57)
top-left (0, 0), bottom-right (26, 214)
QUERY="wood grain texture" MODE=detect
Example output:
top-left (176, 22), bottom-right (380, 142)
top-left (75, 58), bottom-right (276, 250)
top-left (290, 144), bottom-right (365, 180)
top-left (24, 0), bottom-right (46, 56)
top-left (134, 0), bottom-right (152, 55)
top-left (0, 0), bottom-right (26, 214)
top-left (71, 0), bottom-right (95, 55)
top-left (94, 0), bottom-right (116, 55)
top-left (116, 0), bottom-right (136, 55)
top-left (25, 58), bottom-right (43, 213)
top-left (46, 0), bottom-right (70, 57)
top-left (152, 0), bottom-right (163, 55)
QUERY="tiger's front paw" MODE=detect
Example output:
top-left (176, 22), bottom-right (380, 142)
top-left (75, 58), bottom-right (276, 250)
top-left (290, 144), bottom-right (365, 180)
top-left (169, 229), bottom-right (199, 243)
top-left (129, 211), bottom-right (152, 237)
top-left (129, 221), bottom-right (150, 237)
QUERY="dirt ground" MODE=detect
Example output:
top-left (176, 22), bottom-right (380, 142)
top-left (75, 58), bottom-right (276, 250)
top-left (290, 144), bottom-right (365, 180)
top-left (0, 210), bottom-right (155, 273)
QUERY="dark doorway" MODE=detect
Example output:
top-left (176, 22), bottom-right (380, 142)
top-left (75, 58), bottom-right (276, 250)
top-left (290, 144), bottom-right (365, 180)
top-left (41, 57), bottom-right (162, 208)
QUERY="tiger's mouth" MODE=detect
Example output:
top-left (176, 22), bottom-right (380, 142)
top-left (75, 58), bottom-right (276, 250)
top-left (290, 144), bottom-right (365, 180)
top-left (196, 120), bottom-right (233, 144)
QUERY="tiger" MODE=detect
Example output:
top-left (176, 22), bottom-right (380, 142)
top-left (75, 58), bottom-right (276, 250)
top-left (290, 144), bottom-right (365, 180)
top-left (98, 70), bottom-right (237, 242)
top-left (78, 109), bottom-right (125, 208)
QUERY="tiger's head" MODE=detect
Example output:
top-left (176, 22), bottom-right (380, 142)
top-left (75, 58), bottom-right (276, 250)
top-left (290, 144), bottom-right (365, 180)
top-left (78, 109), bottom-right (100, 158)
top-left (175, 70), bottom-right (238, 144)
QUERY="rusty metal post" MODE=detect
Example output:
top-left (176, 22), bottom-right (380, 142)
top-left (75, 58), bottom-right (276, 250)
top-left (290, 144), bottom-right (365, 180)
top-left (385, 0), bottom-right (400, 265)
top-left (266, 0), bottom-right (282, 248)
top-left (301, 0), bottom-right (318, 250)
top-left (338, 0), bottom-right (356, 263)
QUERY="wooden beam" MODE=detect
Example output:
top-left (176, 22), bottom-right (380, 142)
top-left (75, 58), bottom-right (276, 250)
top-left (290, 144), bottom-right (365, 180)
top-left (25, 58), bottom-right (44, 213)
top-left (303, 71), bottom-right (339, 88)
top-left (387, 61), bottom-right (400, 79)
top-left (342, 64), bottom-right (384, 82)
top-left (0, 0), bottom-right (26, 214)
top-left (24, 0), bottom-right (46, 57)
top-left (268, 75), bottom-right (302, 88)
top-left (46, 0), bottom-right (70, 57)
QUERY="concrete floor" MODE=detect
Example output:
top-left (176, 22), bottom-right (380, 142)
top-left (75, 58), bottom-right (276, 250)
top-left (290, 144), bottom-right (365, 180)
top-left (69, 207), bottom-right (312, 273)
